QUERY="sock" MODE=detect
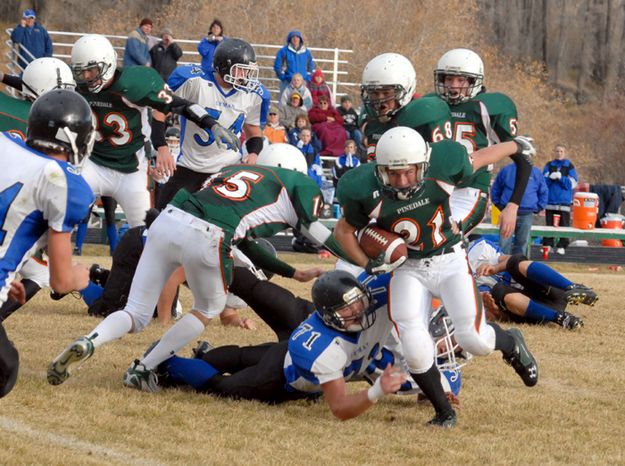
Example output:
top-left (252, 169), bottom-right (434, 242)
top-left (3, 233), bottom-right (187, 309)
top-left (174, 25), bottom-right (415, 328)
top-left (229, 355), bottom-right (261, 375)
top-left (106, 224), bottom-right (119, 254)
top-left (490, 322), bottom-right (515, 355)
top-left (526, 262), bottom-right (572, 289)
top-left (75, 222), bottom-right (88, 251)
top-left (524, 299), bottom-right (558, 323)
top-left (410, 363), bottom-right (453, 415)
top-left (80, 281), bottom-right (104, 307)
top-left (88, 310), bottom-right (133, 348)
top-left (141, 313), bottom-right (205, 370)
top-left (162, 355), bottom-right (220, 390)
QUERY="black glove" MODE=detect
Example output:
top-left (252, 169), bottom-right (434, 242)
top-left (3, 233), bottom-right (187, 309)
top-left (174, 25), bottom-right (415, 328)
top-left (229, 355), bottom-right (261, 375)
top-left (209, 122), bottom-right (241, 152)
top-left (365, 253), bottom-right (407, 276)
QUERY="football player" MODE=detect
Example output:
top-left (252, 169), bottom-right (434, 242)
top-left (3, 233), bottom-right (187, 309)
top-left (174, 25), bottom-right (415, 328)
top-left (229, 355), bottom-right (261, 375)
top-left (433, 48), bottom-right (529, 236)
top-left (155, 38), bottom-right (269, 209)
top-left (468, 238), bottom-right (595, 328)
top-left (69, 34), bottom-right (239, 227)
top-left (334, 126), bottom-right (538, 427)
top-left (0, 90), bottom-right (95, 398)
top-left (47, 144), bottom-right (353, 391)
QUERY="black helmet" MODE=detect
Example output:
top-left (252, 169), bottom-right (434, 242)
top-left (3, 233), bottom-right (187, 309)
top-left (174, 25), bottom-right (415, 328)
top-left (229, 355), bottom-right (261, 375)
top-left (213, 38), bottom-right (259, 92)
top-left (312, 271), bottom-right (376, 332)
top-left (26, 89), bottom-right (95, 166)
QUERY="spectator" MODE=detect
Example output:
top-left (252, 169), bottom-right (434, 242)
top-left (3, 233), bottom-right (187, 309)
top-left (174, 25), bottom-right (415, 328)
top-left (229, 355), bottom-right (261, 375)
top-left (332, 140), bottom-right (361, 187)
top-left (263, 108), bottom-right (288, 144)
top-left (308, 95), bottom-right (346, 156)
top-left (150, 28), bottom-right (183, 80)
top-left (336, 95), bottom-right (364, 152)
top-left (279, 73), bottom-right (313, 111)
top-left (491, 163), bottom-right (548, 256)
top-left (308, 68), bottom-right (333, 106)
top-left (10, 9), bottom-right (52, 70)
top-left (273, 30), bottom-right (315, 96)
top-left (287, 114), bottom-right (321, 153)
top-left (543, 144), bottom-right (578, 255)
top-left (278, 92), bottom-right (306, 129)
top-left (197, 19), bottom-right (225, 73)
top-left (123, 18), bottom-right (153, 67)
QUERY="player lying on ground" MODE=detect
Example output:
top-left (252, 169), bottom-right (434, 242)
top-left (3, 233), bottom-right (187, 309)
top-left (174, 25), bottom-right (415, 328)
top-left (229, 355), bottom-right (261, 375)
top-left (468, 239), bottom-right (597, 329)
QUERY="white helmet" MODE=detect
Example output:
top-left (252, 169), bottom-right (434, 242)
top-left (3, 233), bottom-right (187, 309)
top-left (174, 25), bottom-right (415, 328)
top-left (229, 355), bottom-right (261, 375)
top-left (22, 57), bottom-right (76, 101)
top-left (375, 126), bottom-right (431, 200)
top-left (361, 53), bottom-right (416, 121)
top-left (434, 48), bottom-right (484, 104)
top-left (71, 34), bottom-right (118, 93)
top-left (257, 143), bottom-right (308, 174)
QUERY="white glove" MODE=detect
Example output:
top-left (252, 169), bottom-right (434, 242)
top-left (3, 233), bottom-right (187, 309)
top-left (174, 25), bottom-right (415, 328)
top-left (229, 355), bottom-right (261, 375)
top-left (211, 123), bottom-right (241, 152)
top-left (513, 135), bottom-right (536, 161)
top-left (365, 253), bottom-right (407, 276)
top-left (549, 171), bottom-right (562, 180)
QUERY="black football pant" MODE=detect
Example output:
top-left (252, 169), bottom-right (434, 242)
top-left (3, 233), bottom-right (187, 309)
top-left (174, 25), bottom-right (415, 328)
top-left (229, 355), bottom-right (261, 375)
top-left (543, 209), bottom-right (571, 248)
top-left (0, 323), bottom-right (19, 398)
top-left (155, 166), bottom-right (213, 210)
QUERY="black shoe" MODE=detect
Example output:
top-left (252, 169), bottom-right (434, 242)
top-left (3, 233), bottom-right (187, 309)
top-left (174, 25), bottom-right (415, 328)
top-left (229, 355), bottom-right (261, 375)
top-left (564, 284), bottom-right (598, 306)
top-left (73, 247), bottom-right (82, 256)
top-left (556, 312), bottom-right (584, 330)
top-left (89, 264), bottom-right (110, 287)
top-left (502, 328), bottom-right (538, 387)
top-left (427, 409), bottom-right (457, 428)
top-left (50, 290), bottom-right (68, 301)
top-left (192, 340), bottom-right (214, 359)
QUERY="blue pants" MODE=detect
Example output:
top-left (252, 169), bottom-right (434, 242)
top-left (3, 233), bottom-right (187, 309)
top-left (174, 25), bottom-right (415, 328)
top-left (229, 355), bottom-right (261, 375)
top-left (500, 212), bottom-right (534, 256)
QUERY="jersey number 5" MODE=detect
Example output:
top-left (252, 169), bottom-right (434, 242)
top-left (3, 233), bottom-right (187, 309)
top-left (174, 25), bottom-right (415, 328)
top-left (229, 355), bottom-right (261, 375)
top-left (211, 170), bottom-right (264, 201)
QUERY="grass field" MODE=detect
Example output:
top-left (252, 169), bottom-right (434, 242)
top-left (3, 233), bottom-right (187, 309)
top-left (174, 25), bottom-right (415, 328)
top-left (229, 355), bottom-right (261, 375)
top-left (1, 249), bottom-right (624, 465)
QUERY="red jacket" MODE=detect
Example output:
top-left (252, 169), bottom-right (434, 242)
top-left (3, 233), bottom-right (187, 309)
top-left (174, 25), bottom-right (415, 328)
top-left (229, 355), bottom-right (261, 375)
top-left (308, 105), bottom-right (344, 125)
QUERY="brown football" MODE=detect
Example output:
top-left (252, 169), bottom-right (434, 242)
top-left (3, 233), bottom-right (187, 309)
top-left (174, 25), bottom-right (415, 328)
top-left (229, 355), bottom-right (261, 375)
top-left (358, 225), bottom-right (408, 264)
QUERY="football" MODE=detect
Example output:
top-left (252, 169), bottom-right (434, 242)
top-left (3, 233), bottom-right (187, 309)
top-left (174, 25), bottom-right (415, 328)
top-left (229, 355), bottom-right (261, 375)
top-left (358, 225), bottom-right (408, 264)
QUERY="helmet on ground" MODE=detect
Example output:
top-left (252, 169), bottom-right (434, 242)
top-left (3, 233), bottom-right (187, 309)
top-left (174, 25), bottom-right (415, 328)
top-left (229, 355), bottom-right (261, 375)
top-left (257, 143), bottom-right (307, 174)
top-left (429, 306), bottom-right (472, 372)
top-left (434, 48), bottom-right (484, 104)
top-left (22, 57), bottom-right (76, 100)
top-left (26, 89), bottom-right (95, 166)
top-left (312, 271), bottom-right (376, 332)
top-left (71, 34), bottom-right (118, 93)
top-left (213, 38), bottom-right (259, 92)
top-left (375, 126), bottom-right (431, 200)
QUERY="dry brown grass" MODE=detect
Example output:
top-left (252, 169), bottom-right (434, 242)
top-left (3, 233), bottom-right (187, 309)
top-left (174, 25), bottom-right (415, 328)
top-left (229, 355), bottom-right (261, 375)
top-left (1, 250), bottom-right (624, 465)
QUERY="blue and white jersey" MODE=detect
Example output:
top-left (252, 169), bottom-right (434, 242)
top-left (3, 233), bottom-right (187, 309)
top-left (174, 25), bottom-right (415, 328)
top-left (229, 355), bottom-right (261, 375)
top-left (284, 273), bottom-right (393, 393)
top-left (467, 239), bottom-right (513, 291)
top-left (167, 65), bottom-right (268, 174)
top-left (0, 133), bottom-right (94, 303)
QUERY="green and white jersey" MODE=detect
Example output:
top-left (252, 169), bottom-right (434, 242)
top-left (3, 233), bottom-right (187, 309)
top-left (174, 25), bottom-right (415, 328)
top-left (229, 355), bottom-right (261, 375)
top-left (170, 164), bottom-right (323, 245)
top-left (336, 140), bottom-right (472, 259)
top-left (361, 96), bottom-right (452, 161)
top-left (0, 92), bottom-right (30, 140)
top-left (80, 66), bottom-right (175, 173)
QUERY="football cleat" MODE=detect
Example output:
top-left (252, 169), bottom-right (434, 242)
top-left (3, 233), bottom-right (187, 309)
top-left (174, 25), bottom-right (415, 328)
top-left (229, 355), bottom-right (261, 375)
top-left (89, 263), bottom-right (109, 287)
top-left (427, 409), bottom-right (457, 428)
top-left (192, 340), bottom-right (215, 359)
top-left (123, 360), bottom-right (160, 392)
top-left (503, 328), bottom-right (538, 387)
top-left (557, 312), bottom-right (584, 330)
top-left (47, 336), bottom-right (94, 385)
top-left (564, 284), bottom-right (598, 306)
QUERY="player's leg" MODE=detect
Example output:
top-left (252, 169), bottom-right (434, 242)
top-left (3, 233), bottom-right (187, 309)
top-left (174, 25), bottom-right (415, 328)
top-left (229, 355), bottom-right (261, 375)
top-left (556, 210), bottom-right (571, 249)
top-left (0, 255), bottom-right (48, 322)
top-left (155, 166), bottom-right (209, 210)
top-left (101, 196), bottom-right (119, 254)
top-left (0, 323), bottom-right (19, 398)
top-left (389, 266), bottom-right (456, 426)
top-left (114, 170), bottom-right (150, 228)
top-left (543, 209), bottom-right (556, 248)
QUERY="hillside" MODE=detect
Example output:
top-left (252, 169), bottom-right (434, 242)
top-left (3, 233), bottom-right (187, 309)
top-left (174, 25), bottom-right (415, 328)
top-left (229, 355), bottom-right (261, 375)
top-left (2, 0), bottom-right (623, 183)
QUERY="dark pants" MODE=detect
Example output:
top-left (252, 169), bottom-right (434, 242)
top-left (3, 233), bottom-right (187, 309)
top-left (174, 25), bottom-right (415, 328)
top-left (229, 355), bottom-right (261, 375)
top-left (543, 209), bottom-right (571, 248)
top-left (0, 323), bottom-right (19, 398)
top-left (155, 166), bottom-right (213, 210)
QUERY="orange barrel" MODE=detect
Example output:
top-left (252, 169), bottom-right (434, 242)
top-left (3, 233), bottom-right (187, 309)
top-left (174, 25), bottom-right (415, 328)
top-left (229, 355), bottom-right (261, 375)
top-left (572, 192), bottom-right (599, 229)
top-left (600, 214), bottom-right (624, 247)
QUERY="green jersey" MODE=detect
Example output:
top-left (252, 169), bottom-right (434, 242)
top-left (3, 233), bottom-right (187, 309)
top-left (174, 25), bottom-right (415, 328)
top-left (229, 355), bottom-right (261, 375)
top-left (0, 92), bottom-right (30, 140)
top-left (80, 66), bottom-right (175, 173)
top-left (337, 140), bottom-right (472, 259)
top-left (361, 96), bottom-right (452, 161)
top-left (171, 164), bottom-right (324, 246)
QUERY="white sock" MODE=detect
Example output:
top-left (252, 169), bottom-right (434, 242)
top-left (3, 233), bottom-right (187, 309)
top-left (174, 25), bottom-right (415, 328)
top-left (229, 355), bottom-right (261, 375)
top-left (88, 311), bottom-right (133, 348)
top-left (141, 313), bottom-right (205, 369)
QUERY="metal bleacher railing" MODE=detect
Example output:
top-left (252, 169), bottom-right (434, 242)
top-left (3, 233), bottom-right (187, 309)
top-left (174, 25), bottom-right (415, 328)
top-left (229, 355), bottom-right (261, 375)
top-left (3, 29), bottom-right (357, 105)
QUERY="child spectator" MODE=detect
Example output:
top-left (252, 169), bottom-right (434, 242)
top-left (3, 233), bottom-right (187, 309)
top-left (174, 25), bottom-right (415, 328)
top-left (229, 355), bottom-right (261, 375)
top-left (288, 114), bottom-right (322, 153)
top-left (332, 139), bottom-right (361, 186)
top-left (263, 108), bottom-right (288, 144)
top-left (336, 95), bottom-right (364, 151)
top-left (308, 69), bottom-right (333, 106)
top-left (308, 95), bottom-right (346, 156)
top-left (279, 73), bottom-right (313, 111)
top-left (279, 92), bottom-right (306, 129)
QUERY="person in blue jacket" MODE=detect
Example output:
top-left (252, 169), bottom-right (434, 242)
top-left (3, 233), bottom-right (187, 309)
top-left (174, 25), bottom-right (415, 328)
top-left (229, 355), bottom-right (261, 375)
top-left (123, 18), bottom-right (152, 67)
top-left (491, 163), bottom-right (548, 255)
top-left (10, 9), bottom-right (52, 70)
top-left (542, 144), bottom-right (578, 254)
top-left (273, 30), bottom-right (315, 96)
top-left (197, 19), bottom-right (225, 73)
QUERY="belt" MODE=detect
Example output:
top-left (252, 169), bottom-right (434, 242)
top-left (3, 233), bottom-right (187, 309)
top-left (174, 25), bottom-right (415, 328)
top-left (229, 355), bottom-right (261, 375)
top-left (437, 242), bottom-right (465, 256)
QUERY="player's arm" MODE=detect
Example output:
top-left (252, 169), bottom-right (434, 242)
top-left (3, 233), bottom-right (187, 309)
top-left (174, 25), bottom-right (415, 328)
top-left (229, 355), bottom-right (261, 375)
top-left (47, 230), bottom-right (89, 294)
top-left (242, 123), bottom-right (262, 164)
top-left (150, 110), bottom-right (176, 176)
top-left (0, 72), bottom-right (23, 91)
top-left (321, 364), bottom-right (406, 420)
top-left (333, 218), bottom-right (369, 267)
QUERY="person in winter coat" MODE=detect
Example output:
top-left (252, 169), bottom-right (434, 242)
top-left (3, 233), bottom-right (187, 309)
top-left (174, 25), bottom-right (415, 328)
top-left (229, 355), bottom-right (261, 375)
top-left (197, 19), bottom-right (225, 73)
top-left (308, 95), bottom-right (346, 156)
top-left (150, 28), bottom-right (183, 80)
top-left (308, 68), bottom-right (333, 106)
top-left (279, 73), bottom-right (313, 110)
top-left (10, 9), bottom-right (52, 70)
top-left (279, 92), bottom-right (307, 129)
top-left (273, 30), bottom-right (315, 96)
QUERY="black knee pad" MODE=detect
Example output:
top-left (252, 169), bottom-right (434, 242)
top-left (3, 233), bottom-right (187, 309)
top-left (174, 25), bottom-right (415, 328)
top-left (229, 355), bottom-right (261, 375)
top-left (490, 283), bottom-right (518, 311)
top-left (0, 326), bottom-right (19, 398)
top-left (506, 254), bottom-right (528, 283)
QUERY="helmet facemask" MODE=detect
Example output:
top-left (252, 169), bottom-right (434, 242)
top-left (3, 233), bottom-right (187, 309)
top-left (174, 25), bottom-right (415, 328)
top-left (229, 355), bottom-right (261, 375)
top-left (375, 157), bottom-right (430, 201)
top-left (429, 306), bottom-right (472, 372)
top-left (434, 70), bottom-right (483, 105)
top-left (223, 62), bottom-right (259, 93)
top-left (72, 62), bottom-right (113, 93)
top-left (361, 84), bottom-right (407, 123)
top-left (321, 286), bottom-right (376, 332)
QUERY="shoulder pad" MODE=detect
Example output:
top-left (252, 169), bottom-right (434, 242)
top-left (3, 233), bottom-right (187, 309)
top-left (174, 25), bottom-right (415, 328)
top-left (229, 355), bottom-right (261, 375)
top-left (473, 92), bottom-right (517, 115)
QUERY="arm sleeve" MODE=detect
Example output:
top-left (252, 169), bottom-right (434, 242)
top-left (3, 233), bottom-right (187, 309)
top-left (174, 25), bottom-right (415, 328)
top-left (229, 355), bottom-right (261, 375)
top-left (273, 49), bottom-right (285, 79)
top-left (537, 172), bottom-right (548, 210)
top-left (197, 38), bottom-right (209, 56)
top-left (1, 74), bottom-right (23, 91)
top-left (508, 154), bottom-right (532, 205)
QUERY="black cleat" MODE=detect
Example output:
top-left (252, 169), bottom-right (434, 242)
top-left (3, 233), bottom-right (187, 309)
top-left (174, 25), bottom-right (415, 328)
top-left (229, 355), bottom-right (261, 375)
top-left (427, 409), bottom-right (457, 428)
top-left (503, 328), bottom-right (538, 387)
top-left (50, 290), bottom-right (68, 301)
top-left (192, 340), bottom-right (214, 359)
top-left (557, 312), bottom-right (584, 330)
top-left (564, 284), bottom-right (598, 306)
top-left (89, 264), bottom-right (110, 287)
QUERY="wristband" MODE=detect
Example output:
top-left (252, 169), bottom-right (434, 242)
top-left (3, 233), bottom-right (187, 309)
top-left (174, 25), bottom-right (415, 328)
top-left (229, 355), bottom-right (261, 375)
top-left (367, 376), bottom-right (384, 403)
